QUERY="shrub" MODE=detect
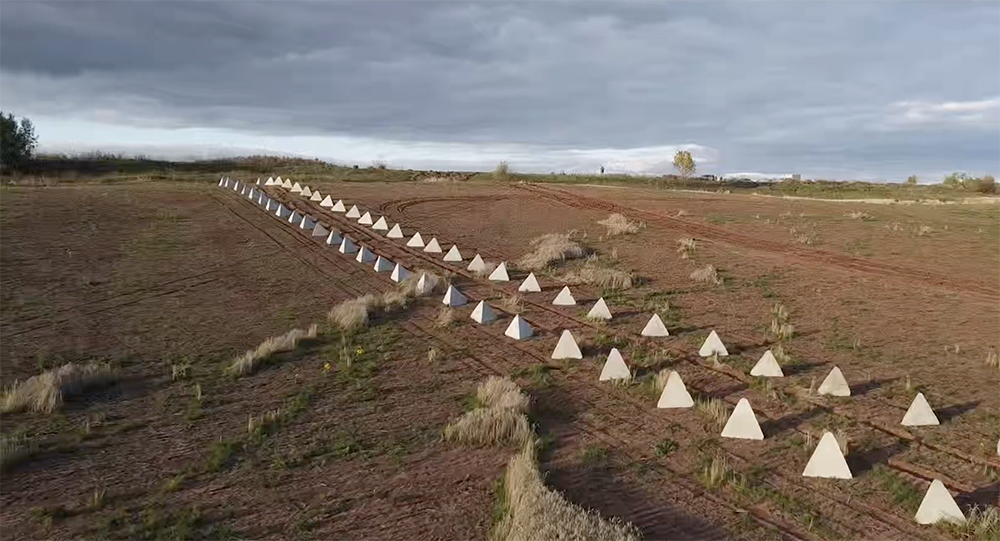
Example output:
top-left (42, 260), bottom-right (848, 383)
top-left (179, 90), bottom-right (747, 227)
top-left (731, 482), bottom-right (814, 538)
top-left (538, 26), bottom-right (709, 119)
top-left (494, 161), bottom-right (510, 182)
top-left (2, 362), bottom-right (117, 413)
top-left (690, 264), bottom-right (721, 285)
top-left (596, 213), bottom-right (640, 236)
top-left (226, 324), bottom-right (318, 376)
top-left (517, 233), bottom-right (587, 270)
top-left (677, 238), bottom-right (697, 259)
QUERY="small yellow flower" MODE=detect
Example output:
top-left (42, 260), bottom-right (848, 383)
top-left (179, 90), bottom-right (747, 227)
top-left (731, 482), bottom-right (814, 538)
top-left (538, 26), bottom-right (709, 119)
top-left (322, 362), bottom-right (332, 372)
top-left (355, 347), bottom-right (364, 355)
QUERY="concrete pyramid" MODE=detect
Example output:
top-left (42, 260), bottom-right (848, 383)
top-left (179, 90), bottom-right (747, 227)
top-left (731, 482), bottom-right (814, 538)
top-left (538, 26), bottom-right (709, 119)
top-left (657, 371), bottom-right (694, 408)
top-left (518, 273), bottom-right (542, 293)
top-left (320, 195), bottom-right (334, 208)
top-left (587, 298), bottom-right (613, 320)
top-left (750, 350), bottom-right (784, 377)
top-left (423, 237), bottom-right (442, 253)
top-left (256, 178), bottom-right (261, 185)
top-left (599, 348), bottom-right (631, 381)
top-left (332, 199), bottom-right (347, 212)
top-left (309, 191), bottom-right (322, 202)
top-left (407, 232), bottom-right (425, 247)
top-left (325, 230), bottom-right (343, 246)
top-left (288, 211), bottom-right (304, 226)
top-left (551, 330), bottom-right (583, 359)
top-left (387, 224), bottom-right (404, 238)
top-left (300, 215), bottom-right (316, 230)
top-left (339, 237), bottom-right (358, 254)
top-left (698, 330), bottom-right (729, 357)
top-left (346, 205), bottom-right (361, 218)
top-left (818, 367), bottom-right (851, 397)
top-left (373, 255), bottom-right (394, 272)
top-left (901, 393), bottom-right (939, 427)
top-left (265, 199), bottom-right (277, 212)
top-left (470, 301), bottom-right (497, 324)
top-left (312, 223), bottom-right (330, 238)
top-left (246, 188), bottom-right (255, 199)
top-left (281, 178), bottom-right (293, 189)
top-left (372, 216), bottom-right (389, 230)
top-left (291, 182), bottom-right (303, 193)
top-left (720, 398), bottom-right (764, 440)
top-left (467, 254), bottom-right (486, 271)
top-left (641, 314), bottom-right (670, 337)
top-left (444, 245), bottom-right (463, 262)
top-left (358, 211), bottom-right (374, 225)
top-left (356, 246), bottom-right (376, 264)
top-left (802, 431), bottom-right (853, 479)
top-left (505, 315), bottom-right (534, 340)
top-left (390, 263), bottom-right (410, 283)
top-left (276, 204), bottom-right (291, 219)
top-left (275, 175), bottom-right (282, 184)
top-left (442, 284), bottom-right (467, 307)
top-left (240, 184), bottom-right (247, 195)
top-left (265, 176), bottom-right (274, 185)
top-left (552, 286), bottom-right (576, 306)
top-left (915, 480), bottom-right (966, 525)
top-left (219, 177), bottom-right (226, 187)
top-left (301, 186), bottom-right (312, 197)
top-left (489, 262), bottom-right (510, 282)
top-left (415, 273), bottom-right (434, 295)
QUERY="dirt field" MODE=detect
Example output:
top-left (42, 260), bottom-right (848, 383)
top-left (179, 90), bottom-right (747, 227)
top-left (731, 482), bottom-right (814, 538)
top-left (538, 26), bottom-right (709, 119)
top-left (1, 178), bottom-right (997, 540)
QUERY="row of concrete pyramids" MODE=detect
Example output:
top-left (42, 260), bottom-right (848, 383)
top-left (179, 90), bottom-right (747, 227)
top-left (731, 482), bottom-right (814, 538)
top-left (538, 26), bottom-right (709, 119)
top-left (228, 176), bottom-right (971, 526)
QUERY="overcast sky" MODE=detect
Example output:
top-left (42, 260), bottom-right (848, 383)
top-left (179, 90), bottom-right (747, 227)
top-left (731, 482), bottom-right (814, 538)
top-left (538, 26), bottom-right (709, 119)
top-left (1, 1), bottom-right (998, 181)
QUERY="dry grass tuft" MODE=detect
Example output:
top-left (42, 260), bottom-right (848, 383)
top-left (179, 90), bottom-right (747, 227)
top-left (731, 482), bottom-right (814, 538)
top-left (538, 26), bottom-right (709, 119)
top-left (944, 505), bottom-right (1000, 540)
top-left (677, 237), bottom-right (697, 259)
top-left (226, 324), bottom-right (319, 376)
top-left (329, 294), bottom-right (383, 332)
top-left (501, 293), bottom-right (524, 313)
top-left (597, 213), bottom-right (641, 236)
top-left (1, 434), bottom-right (36, 470)
top-left (517, 233), bottom-right (587, 270)
top-left (986, 347), bottom-right (998, 368)
top-left (399, 269), bottom-right (446, 297)
top-left (562, 264), bottom-right (635, 290)
top-left (444, 377), bottom-right (531, 448)
top-left (690, 264), bottom-right (722, 285)
top-left (694, 397), bottom-right (728, 429)
top-left (700, 456), bottom-right (730, 488)
top-left (844, 210), bottom-right (874, 221)
top-left (2, 362), bottom-right (117, 414)
top-left (653, 369), bottom-right (672, 392)
top-left (770, 321), bottom-right (794, 341)
top-left (435, 307), bottom-right (455, 328)
top-left (473, 261), bottom-right (499, 279)
top-left (478, 376), bottom-right (531, 412)
top-left (834, 429), bottom-right (850, 455)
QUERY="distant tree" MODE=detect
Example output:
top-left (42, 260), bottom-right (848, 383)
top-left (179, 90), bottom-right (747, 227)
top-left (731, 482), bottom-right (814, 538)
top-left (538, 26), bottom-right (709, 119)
top-left (493, 161), bottom-right (509, 181)
top-left (978, 175), bottom-right (996, 194)
top-left (942, 172), bottom-right (968, 189)
top-left (906, 175), bottom-right (918, 186)
top-left (0, 112), bottom-right (38, 171)
top-left (673, 150), bottom-right (696, 178)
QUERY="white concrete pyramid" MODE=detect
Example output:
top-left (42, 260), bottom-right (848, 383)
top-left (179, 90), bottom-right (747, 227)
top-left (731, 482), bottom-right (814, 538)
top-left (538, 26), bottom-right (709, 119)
top-left (657, 371), bottom-right (694, 408)
top-left (320, 195), bottom-right (334, 208)
top-left (750, 350), bottom-right (784, 377)
top-left (325, 230), bottom-right (343, 246)
top-left (339, 237), bottom-right (358, 254)
top-left (802, 431), bottom-right (853, 479)
top-left (552, 286), bottom-right (576, 306)
top-left (291, 182), bottom-right (303, 193)
top-left (276, 204), bottom-right (291, 219)
top-left (444, 245), bottom-right (463, 262)
top-left (265, 199), bottom-right (277, 212)
top-left (587, 298), bottom-right (613, 320)
top-left (301, 186), bottom-right (312, 197)
top-left (489, 262), bottom-right (510, 282)
top-left (390, 263), bottom-right (410, 283)
top-left (300, 215), bottom-right (316, 230)
top-left (288, 211), bottom-right (304, 226)
top-left (256, 178), bottom-right (261, 185)
top-left (373, 255), bottom-right (393, 272)
top-left (346, 205), bottom-right (361, 218)
top-left (415, 273), bottom-right (434, 295)
top-left (358, 211), bottom-right (374, 225)
top-left (246, 188), bottom-right (256, 199)
top-left (442, 284), bottom-right (468, 307)
top-left (901, 393), bottom-right (939, 426)
top-left (407, 232), bottom-right (425, 247)
top-left (309, 191), bottom-right (323, 202)
top-left (423, 237), bottom-right (442, 253)
top-left (372, 216), bottom-right (389, 230)
top-left (239, 184), bottom-right (247, 195)
top-left (518, 273), bottom-right (541, 293)
top-left (915, 480), bottom-right (966, 525)
top-left (265, 176), bottom-right (274, 186)
top-left (219, 177), bottom-right (226, 187)
top-left (356, 246), bottom-right (376, 263)
top-left (641, 314), bottom-right (670, 337)
top-left (599, 348), bottom-right (631, 381)
top-left (699, 330), bottom-right (729, 357)
top-left (312, 223), bottom-right (330, 238)
top-left (387, 224), bottom-right (404, 238)
top-left (467, 254), bottom-right (486, 271)
top-left (275, 175), bottom-right (283, 184)
top-left (470, 301), bottom-right (497, 324)
top-left (332, 199), bottom-right (347, 212)
top-left (720, 398), bottom-right (764, 440)
top-left (551, 330), bottom-right (583, 359)
top-left (505, 315), bottom-right (534, 340)
top-left (818, 367), bottom-right (851, 397)
top-left (281, 178), bottom-right (293, 189)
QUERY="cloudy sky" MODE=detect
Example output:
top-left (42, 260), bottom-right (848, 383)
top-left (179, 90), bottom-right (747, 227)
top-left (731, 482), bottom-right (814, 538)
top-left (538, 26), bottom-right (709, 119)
top-left (1, 1), bottom-right (998, 181)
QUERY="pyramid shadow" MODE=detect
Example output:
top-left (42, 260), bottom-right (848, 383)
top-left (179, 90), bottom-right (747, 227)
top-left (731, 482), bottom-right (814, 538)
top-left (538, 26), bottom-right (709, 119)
top-left (936, 401), bottom-right (981, 423)
top-left (703, 383), bottom-right (748, 399)
top-left (670, 325), bottom-right (705, 335)
top-left (955, 482), bottom-right (1000, 510)
top-left (849, 439), bottom-right (911, 476)
top-left (782, 361), bottom-right (825, 377)
top-left (850, 377), bottom-right (899, 396)
top-left (760, 406), bottom-right (829, 437)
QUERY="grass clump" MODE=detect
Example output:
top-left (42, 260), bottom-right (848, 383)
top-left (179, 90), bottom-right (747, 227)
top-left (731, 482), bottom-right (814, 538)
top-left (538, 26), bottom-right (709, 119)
top-left (517, 233), bottom-right (587, 271)
top-left (986, 347), bottom-right (998, 368)
top-left (329, 294), bottom-right (384, 333)
top-left (943, 505), bottom-right (1000, 540)
top-left (494, 161), bottom-right (510, 182)
top-left (500, 293), bottom-right (523, 313)
top-left (694, 397), bottom-right (728, 429)
top-left (2, 362), bottom-right (117, 414)
top-left (1, 433), bottom-right (37, 471)
top-left (225, 324), bottom-right (318, 376)
top-left (597, 213), bottom-right (641, 236)
top-left (654, 438), bottom-right (679, 457)
top-left (677, 237), bottom-right (697, 259)
top-left (329, 270), bottom-right (446, 333)
top-left (444, 377), bottom-right (532, 448)
top-left (690, 264), bottom-right (722, 285)
top-left (562, 259), bottom-right (635, 290)
top-left (700, 456), bottom-right (730, 489)
top-left (474, 261), bottom-right (499, 279)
